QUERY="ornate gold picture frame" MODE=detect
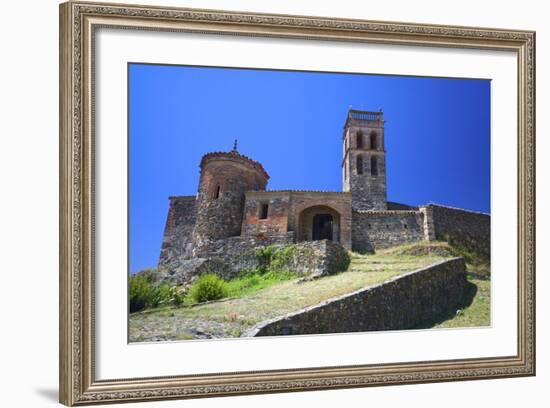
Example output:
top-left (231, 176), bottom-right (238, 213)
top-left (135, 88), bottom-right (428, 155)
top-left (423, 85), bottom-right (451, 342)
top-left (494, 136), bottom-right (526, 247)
top-left (59, 1), bottom-right (535, 405)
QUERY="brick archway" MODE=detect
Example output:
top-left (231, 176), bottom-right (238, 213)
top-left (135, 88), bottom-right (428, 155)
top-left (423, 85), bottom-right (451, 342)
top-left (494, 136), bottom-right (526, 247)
top-left (298, 205), bottom-right (341, 244)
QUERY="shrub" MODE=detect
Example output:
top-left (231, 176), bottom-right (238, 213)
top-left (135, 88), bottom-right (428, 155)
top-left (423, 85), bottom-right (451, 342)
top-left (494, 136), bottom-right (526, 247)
top-left (172, 289), bottom-right (186, 307)
top-left (129, 274), bottom-right (154, 313)
top-left (255, 244), bottom-right (297, 274)
top-left (255, 246), bottom-right (277, 274)
top-left (270, 245), bottom-right (297, 272)
top-left (134, 268), bottom-right (160, 283)
top-left (188, 273), bottom-right (228, 303)
top-left (129, 275), bottom-right (182, 312)
top-left (149, 283), bottom-right (176, 308)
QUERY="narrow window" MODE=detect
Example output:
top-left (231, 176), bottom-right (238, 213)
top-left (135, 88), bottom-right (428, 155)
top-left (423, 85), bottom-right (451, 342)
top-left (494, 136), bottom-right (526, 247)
top-left (370, 132), bottom-right (377, 150)
top-left (214, 185), bottom-right (221, 199)
top-left (259, 203), bottom-right (269, 219)
top-left (356, 131), bottom-right (364, 148)
top-left (371, 156), bottom-right (378, 176)
top-left (356, 155), bottom-right (363, 175)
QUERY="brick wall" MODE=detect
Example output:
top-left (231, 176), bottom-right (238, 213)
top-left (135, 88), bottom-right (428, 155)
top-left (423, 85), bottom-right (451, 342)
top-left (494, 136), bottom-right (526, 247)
top-left (241, 192), bottom-right (291, 240)
top-left (287, 191), bottom-right (352, 250)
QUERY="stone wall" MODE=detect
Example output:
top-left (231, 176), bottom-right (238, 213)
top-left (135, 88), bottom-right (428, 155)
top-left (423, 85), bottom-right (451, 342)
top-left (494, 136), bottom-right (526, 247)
top-left (192, 152), bottom-right (269, 256)
top-left (199, 233), bottom-right (295, 278)
top-left (352, 210), bottom-right (425, 252)
top-left (348, 151), bottom-right (387, 211)
top-left (267, 240), bottom-right (350, 279)
top-left (427, 204), bottom-right (491, 260)
top-left (342, 116), bottom-right (388, 211)
top-left (158, 196), bottom-right (197, 272)
top-left (158, 237), bottom-right (349, 284)
top-left (244, 258), bottom-right (468, 337)
top-left (387, 201), bottom-right (418, 211)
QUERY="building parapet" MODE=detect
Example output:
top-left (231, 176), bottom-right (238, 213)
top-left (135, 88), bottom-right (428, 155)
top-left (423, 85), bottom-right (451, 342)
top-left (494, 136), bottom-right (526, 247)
top-left (353, 209), bottom-right (421, 216)
top-left (246, 190), bottom-right (351, 196)
top-left (168, 195), bottom-right (197, 200)
top-left (422, 202), bottom-right (490, 217)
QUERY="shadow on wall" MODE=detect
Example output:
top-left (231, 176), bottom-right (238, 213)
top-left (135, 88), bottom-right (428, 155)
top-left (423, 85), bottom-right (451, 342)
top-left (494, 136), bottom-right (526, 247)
top-left (412, 278), bottom-right (478, 329)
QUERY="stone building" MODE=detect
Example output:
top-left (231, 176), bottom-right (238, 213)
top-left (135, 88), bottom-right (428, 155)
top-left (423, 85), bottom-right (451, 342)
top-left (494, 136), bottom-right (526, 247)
top-left (158, 108), bottom-right (490, 279)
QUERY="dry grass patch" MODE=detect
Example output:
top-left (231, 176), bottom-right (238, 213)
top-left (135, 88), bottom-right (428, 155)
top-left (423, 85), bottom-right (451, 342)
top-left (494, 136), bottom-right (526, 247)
top-left (130, 242), bottom-right (454, 341)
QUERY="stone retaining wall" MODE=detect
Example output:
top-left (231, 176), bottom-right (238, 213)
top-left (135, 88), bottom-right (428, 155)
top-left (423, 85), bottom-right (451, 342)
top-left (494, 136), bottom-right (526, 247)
top-left (267, 240), bottom-right (350, 279)
top-left (428, 204), bottom-right (491, 260)
top-left (244, 257), bottom-right (467, 337)
top-left (157, 236), bottom-right (350, 284)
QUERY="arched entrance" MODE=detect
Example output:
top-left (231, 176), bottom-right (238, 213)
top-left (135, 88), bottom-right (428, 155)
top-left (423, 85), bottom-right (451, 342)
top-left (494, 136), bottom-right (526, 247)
top-left (298, 205), bottom-right (341, 243)
top-left (312, 214), bottom-right (333, 241)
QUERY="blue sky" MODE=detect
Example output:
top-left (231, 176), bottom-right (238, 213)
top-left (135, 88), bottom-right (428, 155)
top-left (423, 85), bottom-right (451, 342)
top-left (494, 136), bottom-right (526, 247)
top-left (129, 63), bottom-right (490, 273)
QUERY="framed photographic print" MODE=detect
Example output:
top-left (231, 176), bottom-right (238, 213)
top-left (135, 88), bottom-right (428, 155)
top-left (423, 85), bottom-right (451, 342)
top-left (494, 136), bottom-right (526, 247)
top-left (59, 1), bottom-right (536, 405)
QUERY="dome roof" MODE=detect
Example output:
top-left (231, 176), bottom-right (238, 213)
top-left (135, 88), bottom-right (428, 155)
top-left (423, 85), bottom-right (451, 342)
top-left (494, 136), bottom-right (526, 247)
top-left (199, 150), bottom-right (269, 180)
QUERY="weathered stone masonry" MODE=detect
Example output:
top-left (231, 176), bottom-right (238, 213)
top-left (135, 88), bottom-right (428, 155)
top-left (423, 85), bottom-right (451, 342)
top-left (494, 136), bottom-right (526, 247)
top-left (192, 150), bottom-right (269, 257)
top-left (244, 257), bottom-right (468, 336)
top-left (428, 204), bottom-right (491, 259)
top-left (352, 210), bottom-right (425, 252)
top-left (158, 196), bottom-right (196, 273)
top-left (156, 107), bottom-right (490, 284)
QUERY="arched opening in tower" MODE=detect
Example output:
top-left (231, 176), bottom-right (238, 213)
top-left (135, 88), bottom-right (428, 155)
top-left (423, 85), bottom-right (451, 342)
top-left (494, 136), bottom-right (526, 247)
top-left (371, 156), bottom-right (379, 176)
top-left (356, 155), bottom-right (363, 175)
top-left (370, 131), bottom-right (377, 150)
top-left (356, 131), bottom-right (364, 148)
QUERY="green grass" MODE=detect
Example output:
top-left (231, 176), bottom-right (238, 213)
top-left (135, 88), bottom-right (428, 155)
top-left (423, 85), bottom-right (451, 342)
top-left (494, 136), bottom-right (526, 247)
top-left (224, 270), bottom-right (298, 298)
top-left (129, 242), bottom-right (452, 340)
top-left (129, 241), bottom-right (491, 341)
top-left (175, 269), bottom-right (299, 307)
top-left (129, 273), bottom-right (183, 312)
top-left (417, 274), bottom-right (491, 329)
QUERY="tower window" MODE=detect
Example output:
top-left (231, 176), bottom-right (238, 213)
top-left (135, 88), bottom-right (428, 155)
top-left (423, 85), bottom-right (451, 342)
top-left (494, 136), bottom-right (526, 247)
top-left (370, 132), bottom-right (378, 150)
top-left (259, 203), bottom-right (269, 219)
top-left (371, 156), bottom-right (379, 176)
top-left (356, 131), bottom-right (364, 148)
top-left (356, 155), bottom-right (363, 175)
top-left (214, 185), bottom-right (221, 199)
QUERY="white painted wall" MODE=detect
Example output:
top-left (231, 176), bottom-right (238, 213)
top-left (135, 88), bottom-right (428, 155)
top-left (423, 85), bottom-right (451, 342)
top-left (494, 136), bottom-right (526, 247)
top-left (0, 1), bottom-right (547, 407)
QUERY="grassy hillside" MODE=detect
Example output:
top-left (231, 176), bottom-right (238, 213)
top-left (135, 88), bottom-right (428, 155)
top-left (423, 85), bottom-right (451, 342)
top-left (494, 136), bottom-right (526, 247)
top-left (129, 241), bottom-right (490, 342)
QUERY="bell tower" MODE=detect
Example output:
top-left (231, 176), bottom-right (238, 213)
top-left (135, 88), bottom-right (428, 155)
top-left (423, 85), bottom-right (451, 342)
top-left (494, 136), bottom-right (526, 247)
top-left (342, 108), bottom-right (387, 211)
